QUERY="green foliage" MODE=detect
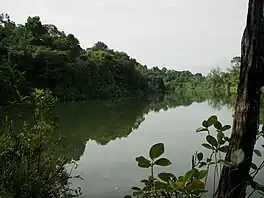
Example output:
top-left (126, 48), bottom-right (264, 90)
top-left (127, 115), bottom-right (264, 197)
top-left (254, 149), bottom-right (262, 157)
top-left (149, 143), bottom-right (165, 160)
top-left (126, 143), bottom-right (208, 198)
top-left (144, 57), bottom-right (240, 94)
top-left (136, 156), bottom-right (151, 168)
top-left (0, 13), bottom-right (165, 104)
top-left (154, 158), bottom-right (171, 166)
top-left (0, 89), bottom-right (81, 197)
top-left (0, 13), bottom-right (243, 104)
top-left (142, 66), bottom-right (205, 92)
top-left (160, 56), bottom-right (241, 94)
top-left (206, 135), bottom-right (218, 147)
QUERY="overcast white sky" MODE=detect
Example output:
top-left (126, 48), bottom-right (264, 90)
top-left (3, 0), bottom-right (248, 74)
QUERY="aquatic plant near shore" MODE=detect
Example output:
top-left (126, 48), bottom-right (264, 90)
top-left (126, 115), bottom-right (264, 197)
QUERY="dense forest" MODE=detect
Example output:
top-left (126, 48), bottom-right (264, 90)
top-left (142, 56), bottom-right (240, 94)
top-left (0, 13), bottom-right (240, 104)
top-left (1, 0), bottom-right (264, 196)
top-left (0, 13), bottom-right (165, 103)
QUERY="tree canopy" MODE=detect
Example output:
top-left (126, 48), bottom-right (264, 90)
top-left (0, 14), bottom-right (164, 103)
top-left (0, 14), bottom-right (241, 105)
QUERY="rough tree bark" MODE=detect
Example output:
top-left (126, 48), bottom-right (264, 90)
top-left (215, 1), bottom-right (264, 198)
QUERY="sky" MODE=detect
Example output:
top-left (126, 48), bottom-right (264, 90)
top-left (3, 0), bottom-right (248, 74)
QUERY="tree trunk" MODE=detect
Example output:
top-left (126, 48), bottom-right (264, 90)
top-left (215, 1), bottom-right (264, 198)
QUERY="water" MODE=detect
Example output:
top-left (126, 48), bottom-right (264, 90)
top-left (4, 92), bottom-right (264, 197)
top-left (55, 93), bottom-right (240, 197)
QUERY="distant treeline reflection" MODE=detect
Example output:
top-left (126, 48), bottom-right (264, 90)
top-left (54, 91), bottom-right (237, 161)
top-left (3, 91), bottom-right (264, 163)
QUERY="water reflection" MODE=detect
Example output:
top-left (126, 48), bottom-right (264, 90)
top-left (55, 99), bottom-right (150, 161)
top-left (3, 91), bottom-right (264, 163)
top-left (55, 91), bottom-right (237, 162)
top-left (3, 91), bottom-right (264, 197)
top-left (67, 94), bottom-right (233, 197)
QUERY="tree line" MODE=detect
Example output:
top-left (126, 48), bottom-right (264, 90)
top-left (145, 56), bottom-right (240, 94)
top-left (0, 13), bottom-right (241, 105)
top-left (0, 14), bottom-right (165, 104)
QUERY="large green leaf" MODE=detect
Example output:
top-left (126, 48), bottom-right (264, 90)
top-left (251, 163), bottom-right (258, 170)
top-left (184, 169), bottom-right (195, 182)
top-left (254, 149), bottom-right (262, 157)
top-left (202, 143), bottom-right (214, 150)
top-left (131, 187), bottom-right (141, 191)
top-left (219, 145), bottom-right (229, 153)
top-left (202, 120), bottom-right (209, 128)
top-left (206, 135), bottom-right (218, 147)
top-left (231, 149), bottom-right (244, 165)
top-left (187, 179), bottom-right (205, 192)
top-left (136, 156), bottom-right (151, 168)
top-left (217, 131), bottom-right (225, 145)
top-left (197, 152), bottom-right (203, 161)
top-left (149, 143), bottom-right (164, 160)
top-left (158, 172), bottom-right (176, 182)
top-left (193, 168), bottom-right (207, 179)
top-left (154, 181), bottom-right (167, 190)
top-left (169, 180), bottom-right (178, 189)
top-left (190, 179), bottom-right (205, 189)
top-left (196, 127), bottom-right (208, 133)
top-left (214, 121), bottom-right (222, 130)
top-left (154, 158), bottom-right (171, 166)
top-left (169, 180), bottom-right (185, 190)
top-left (250, 180), bottom-right (260, 190)
top-left (222, 125), bottom-right (231, 131)
top-left (207, 115), bottom-right (218, 126)
top-left (197, 170), bottom-right (208, 179)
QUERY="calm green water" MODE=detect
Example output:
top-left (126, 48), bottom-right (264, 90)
top-left (3, 93), bottom-right (264, 197)
top-left (54, 93), bottom-right (247, 198)
top-left (4, 92), bottom-right (263, 197)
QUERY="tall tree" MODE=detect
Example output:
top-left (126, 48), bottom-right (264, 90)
top-left (216, 1), bottom-right (264, 197)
